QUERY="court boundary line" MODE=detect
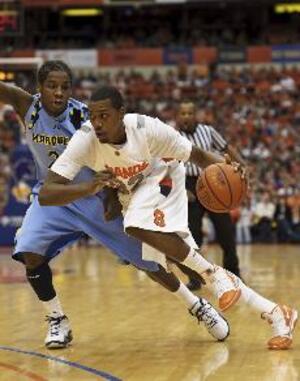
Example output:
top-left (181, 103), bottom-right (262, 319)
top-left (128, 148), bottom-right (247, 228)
top-left (0, 346), bottom-right (122, 381)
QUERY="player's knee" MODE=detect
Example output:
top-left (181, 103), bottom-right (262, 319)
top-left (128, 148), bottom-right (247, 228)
top-left (22, 253), bottom-right (45, 270)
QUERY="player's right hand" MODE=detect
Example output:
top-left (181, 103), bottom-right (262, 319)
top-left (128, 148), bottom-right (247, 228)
top-left (224, 153), bottom-right (249, 182)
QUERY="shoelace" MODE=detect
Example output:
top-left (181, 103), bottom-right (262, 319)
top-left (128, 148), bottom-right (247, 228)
top-left (46, 316), bottom-right (65, 337)
top-left (191, 301), bottom-right (218, 329)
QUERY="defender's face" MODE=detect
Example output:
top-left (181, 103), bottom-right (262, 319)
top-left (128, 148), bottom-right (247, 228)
top-left (89, 99), bottom-right (125, 144)
top-left (177, 103), bottom-right (197, 131)
top-left (39, 71), bottom-right (72, 117)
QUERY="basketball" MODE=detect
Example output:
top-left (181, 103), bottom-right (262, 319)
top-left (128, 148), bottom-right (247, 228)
top-left (196, 163), bottom-right (247, 213)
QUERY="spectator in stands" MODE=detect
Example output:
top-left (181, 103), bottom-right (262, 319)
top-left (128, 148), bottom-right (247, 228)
top-left (252, 192), bottom-right (276, 243)
top-left (236, 200), bottom-right (253, 245)
top-left (274, 190), bottom-right (300, 243)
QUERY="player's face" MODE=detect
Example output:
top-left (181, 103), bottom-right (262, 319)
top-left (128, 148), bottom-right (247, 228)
top-left (39, 71), bottom-right (72, 117)
top-left (89, 99), bottom-right (125, 144)
top-left (177, 103), bottom-right (197, 132)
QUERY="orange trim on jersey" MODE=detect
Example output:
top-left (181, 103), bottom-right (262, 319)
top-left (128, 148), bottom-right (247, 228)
top-left (105, 162), bottom-right (149, 179)
top-left (159, 177), bottom-right (172, 188)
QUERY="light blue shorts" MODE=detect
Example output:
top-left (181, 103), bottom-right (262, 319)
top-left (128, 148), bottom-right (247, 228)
top-left (13, 194), bottom-right (159, 272)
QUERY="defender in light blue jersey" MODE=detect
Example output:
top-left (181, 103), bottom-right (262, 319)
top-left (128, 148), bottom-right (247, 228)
top-left (0, 61), bottom-right (229, 349)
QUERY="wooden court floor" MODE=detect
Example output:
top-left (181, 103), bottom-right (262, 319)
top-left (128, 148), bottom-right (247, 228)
top-left (0, 244), bottom-right (299, 381)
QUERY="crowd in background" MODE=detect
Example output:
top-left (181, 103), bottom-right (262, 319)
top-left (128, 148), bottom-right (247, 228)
top-left (4, 21), bottom-right (300, 51)
top-left (2, 3), bottom-right (300, 51)
top-left (1, 64), bottom-right (300, 244)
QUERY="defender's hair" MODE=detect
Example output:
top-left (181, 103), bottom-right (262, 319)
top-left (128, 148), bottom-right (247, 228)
top-left (90, 86), bottom-right (124, 110)
top-left (37, 60), bottom-right (73, 84)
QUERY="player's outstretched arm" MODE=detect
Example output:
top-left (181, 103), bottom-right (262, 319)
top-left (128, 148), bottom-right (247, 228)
top-left (189, 147), bottom-right (248, 180)
top-left (0, 82), bottom-right (33, 119)
top-left (39, 170), bottom-right (120, 206)
top-left (188, 145), bottom-right (225, 169)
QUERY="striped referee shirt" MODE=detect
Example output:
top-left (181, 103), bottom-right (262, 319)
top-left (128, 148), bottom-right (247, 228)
top-left (180, 124), bottom-right (228, 177)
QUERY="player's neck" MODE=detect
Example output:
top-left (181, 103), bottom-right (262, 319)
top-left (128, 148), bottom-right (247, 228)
top-left (112, 122), bottom-right (127, 145)
top-left (43, 104), bottom-right (68, 119)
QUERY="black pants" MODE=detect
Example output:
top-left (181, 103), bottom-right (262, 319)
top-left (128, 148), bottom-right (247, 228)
top-left (177, 176), bottom-right (240, 277)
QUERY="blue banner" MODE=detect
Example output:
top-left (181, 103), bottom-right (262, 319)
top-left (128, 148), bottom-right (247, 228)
top-left (272, 44), bottom-right (300, 63)
top-left (163, 47), bottom-right (193, 65)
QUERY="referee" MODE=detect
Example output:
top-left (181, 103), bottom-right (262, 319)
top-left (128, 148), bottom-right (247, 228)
top-left (176, 100), bottom-right (244, 290)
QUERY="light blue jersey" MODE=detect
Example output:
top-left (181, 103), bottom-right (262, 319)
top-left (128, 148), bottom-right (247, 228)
top-left (13, 95), bottom-right (158, 272)
top-left (24, 95), bottom-right (92, 193)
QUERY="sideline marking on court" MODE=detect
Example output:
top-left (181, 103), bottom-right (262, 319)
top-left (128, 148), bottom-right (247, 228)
top-left (0, 362), bottom-right (47, 381)
top-left (0, 346), bottom-right (122, 381)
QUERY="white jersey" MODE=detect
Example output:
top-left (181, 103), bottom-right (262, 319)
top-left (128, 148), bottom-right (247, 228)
top-left (52, 113), bottom-right (197, 269)
top-left (51, 113), bottom-right (192, 193)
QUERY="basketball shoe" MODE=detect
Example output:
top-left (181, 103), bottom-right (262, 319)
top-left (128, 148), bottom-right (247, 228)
top-left (262, 305), bottom-right (298, 350)
top-left (45, 315), bottom-right (73, 349)
top-left (189, 298), bottom-right (230, 341)
top-left (205, 265), bottom-right (241, 311)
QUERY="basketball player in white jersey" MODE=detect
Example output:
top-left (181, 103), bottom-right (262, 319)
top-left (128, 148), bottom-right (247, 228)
top-left (39, 86), bottom-right (297, 350)
top-left (0, 62), bottom-right (229, 347)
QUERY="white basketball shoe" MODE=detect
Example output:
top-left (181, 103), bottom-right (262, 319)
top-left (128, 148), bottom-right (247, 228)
top-left (189, 298), bottom-right (230, 341)
top-left (206, 266), bottom-right (241, 311)
top-left (45, 315), bottom-right (73, 349)
top-left (262, 305), bottom-right (298, 350)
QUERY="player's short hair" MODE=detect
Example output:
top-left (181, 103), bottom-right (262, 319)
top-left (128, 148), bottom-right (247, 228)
top-left (37, 60), bottom-right (73, 85)
top-left (90, 86), bottom-right (124, 110)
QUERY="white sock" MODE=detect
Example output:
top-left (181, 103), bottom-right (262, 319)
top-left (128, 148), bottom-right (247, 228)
top-left (173, 282), bottom-right (199, 309)
top-left (182, 248), bottom-right (214, 274)
top-left (238, 279), bottom-right (276, 314)
top-left (42, 296), bottom-right (65, 317)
